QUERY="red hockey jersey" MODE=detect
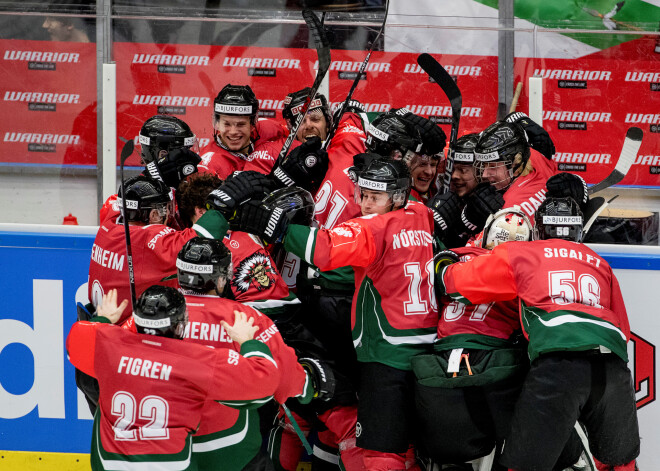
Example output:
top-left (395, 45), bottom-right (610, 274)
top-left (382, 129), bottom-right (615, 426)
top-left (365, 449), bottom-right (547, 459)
top-left (440, 239), bottom-right (630, 362)
top-left (502, 150), bottom-right (557, 219)
top-left (284, 201), bottom-right (438, 370)
top-left (66, 320), bottom-right (279, 470)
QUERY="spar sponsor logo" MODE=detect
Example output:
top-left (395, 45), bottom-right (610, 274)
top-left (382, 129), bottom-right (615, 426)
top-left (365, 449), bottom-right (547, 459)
top-left (133, 95), bottom-right (210, 115)
top-left (543, 110), bottom-right (611, 131)
top-left (4, 132), bottom-right (80, 152)
top-left (404, 63), bottom-right (481, 77)
top-left (132, 53), bottom-right (209, 74)
top-left (4, 50), bottom-right (80, 70)
top-left (4, 91), bottom-right (80, 112)
top-left (629, 332), bottom-right (655, 409)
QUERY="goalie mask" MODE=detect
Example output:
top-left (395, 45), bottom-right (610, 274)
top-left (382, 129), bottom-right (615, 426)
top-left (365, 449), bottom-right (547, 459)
top-left (177, 237), bottom-right (233, 294)
top-left (474, 121), bottom-right (530, 191)
top-left (118, 176), bottom-right (173, 224)
top-left (366, 112), bottom-right (423, 164)
top-left (482, 207), bottom-right (533, 249)
top-left (282, 87), bottom-right (333, 130)
top-left (139, 115), bottom-right (197, 164)
top-left (134, 285), bottom-right (188, 339)
top-left (355, 157), bottom-right (412, 212)
top-left (534, 197), bottom-right (584, 242)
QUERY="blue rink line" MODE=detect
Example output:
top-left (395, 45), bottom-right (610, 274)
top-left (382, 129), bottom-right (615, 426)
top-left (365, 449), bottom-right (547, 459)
top-left (1, 230), bottom-right (660, 270)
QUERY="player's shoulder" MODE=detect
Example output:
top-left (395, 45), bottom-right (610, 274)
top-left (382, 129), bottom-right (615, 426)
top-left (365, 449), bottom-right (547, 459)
top-left (256, 118), bottom-right (287, 141)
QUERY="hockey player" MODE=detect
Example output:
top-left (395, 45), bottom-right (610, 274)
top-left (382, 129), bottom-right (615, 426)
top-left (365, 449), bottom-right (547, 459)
top-left (235, 158), bottom-right (438, 471)
top-left (281, 87), bottom-right (334, 143)
top-left (66, 286), bottom-right (281, 471)
top-left (138, 114), bottom-right (199, 165)
top-left (198, 84), bottom-right (287, 178)
top-left (448, 132), bottom-right (479, 198)
top-left (88, 175), bottom-right (229, 324)
top-left (413, 208), bottom-right (582, 469)
top-left (435, 197), bottom-right (640, 470)
top-left (175, 237), bottom-right (333, 471)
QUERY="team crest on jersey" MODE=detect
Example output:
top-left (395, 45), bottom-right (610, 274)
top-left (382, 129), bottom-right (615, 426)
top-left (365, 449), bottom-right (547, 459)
top-left (629, 332), bottom-right (656, 409)
top-left (232, 252), bottom-right (277, 293)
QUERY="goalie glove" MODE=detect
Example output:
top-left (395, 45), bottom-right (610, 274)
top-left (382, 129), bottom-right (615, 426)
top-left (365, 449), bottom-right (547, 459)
top-left (206, 171), bottom-right (278, 221)
top-left (400, 111), bottom-right (447, 155)
top-left (299, 357), bottom-right (336, 402)
top-left (234, 198), bottom-right (290, 244)
top-left (460, 183), bottom-right (504, 234)
top-left (427, 191), bottom-right (462, 240)
top-left (505, 111), bottom-right (555, 159)
top-left (145, 147), bottom-right (201, 188)
top-left (433, 250), bottom-right (459, 297)
top-left (270, 136), bottom-right (329, 192)
top-left (545, 172), bottom-right (589, 211)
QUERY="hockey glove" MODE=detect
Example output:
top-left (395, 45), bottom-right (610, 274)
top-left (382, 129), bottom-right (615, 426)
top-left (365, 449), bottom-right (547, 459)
top-left (401, 112), bottom-right (447, 155)
top-left (270, 136), bottom-right (329, 192)
top-left (545, 172), bottom-right (589, 210)
top-left (299, 357), bottom-right (336, 402)
top-left (145, 147), bottom-right (201, 188)
top-left (433, 250), bottom-right (459, 297)
top-left (427, 191), bottom-right (462, 240)
top-left (461, 183), bottom-right (505, 234)
top-left (505, 112), bottom-right (555, 159)
top-left (206, 171), bottom-right (278, 221)
top-left (235, 198), bottom-right (290, 244)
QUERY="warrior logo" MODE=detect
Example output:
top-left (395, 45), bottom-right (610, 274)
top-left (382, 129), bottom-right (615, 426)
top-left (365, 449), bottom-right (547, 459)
top-left (232, 252), bottom-right (277, 293)
top-left (629, 332), bottom-right (655, 409)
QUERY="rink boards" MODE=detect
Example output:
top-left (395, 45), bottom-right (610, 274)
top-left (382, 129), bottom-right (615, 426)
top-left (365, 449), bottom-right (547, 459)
top-left (0, 228), bottom-right (657, 467)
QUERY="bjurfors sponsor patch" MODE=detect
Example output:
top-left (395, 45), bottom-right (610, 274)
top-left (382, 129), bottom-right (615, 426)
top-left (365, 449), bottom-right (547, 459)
top-left (176, 259), bottom-right (213, 273)
top-left (358, 178), bottom-right (387, 191)
top-left (542, 216), bottom-right (582, 225)
top-left (474, 151), bottom-right (499, 162)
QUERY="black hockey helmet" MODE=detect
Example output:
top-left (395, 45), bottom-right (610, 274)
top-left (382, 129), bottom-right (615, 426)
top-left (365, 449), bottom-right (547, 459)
top-left (355, 156), bottom-right (412, 210)
top-left (263, 186), bottom-right (316, 226)
top-left (177, 237), bottom-right (233, 293)
top-left (474, 121), bottom-right (530, 190)
top-left (534, 197), bottom-right (584, 242)
top-left (449, 132), bottom-right (480, 165)
top-left (133, 285), bottom-right (187, 339)
top-left (282, 87), bottom-right (332, 129)
top-left (366, 112), bottom-right (423, 163)
top-left (214, 84), bottom-right (259, 124)
top-left (139, 115), bottom-right (197, 164)
top-left (118, 176), bottom-right (172, 224)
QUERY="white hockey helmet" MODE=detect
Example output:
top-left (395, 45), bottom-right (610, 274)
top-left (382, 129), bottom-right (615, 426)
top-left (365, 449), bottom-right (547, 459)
top-left (481, 206), bottom-right (533, 249)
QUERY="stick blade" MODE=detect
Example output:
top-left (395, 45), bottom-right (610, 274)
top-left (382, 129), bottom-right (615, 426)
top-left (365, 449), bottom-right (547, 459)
top-left (120, 140), bottom-right (135, 165)
top-left (417, 53), bottom-right (462, 108)
top-left (302, 9), bottom-right (331, 71)
top-left (588, 126), bottom-right (642, 194)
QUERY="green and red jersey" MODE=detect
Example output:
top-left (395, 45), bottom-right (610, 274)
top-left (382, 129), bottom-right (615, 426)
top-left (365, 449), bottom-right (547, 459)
top-left (284, 201), bottom-right (438, 370)
top-left (440, 239), bottom-right (630, 362)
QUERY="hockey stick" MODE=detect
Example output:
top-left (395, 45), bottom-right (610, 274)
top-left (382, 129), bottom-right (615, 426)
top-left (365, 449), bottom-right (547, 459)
top-left (417, 53), bottom-right (462, 194)
top-left (582, 195), bottom-right (618, 238)
top-left (277, 9), bottom-right (331, 162)
top-left (322, 0), bottom-right (389, 151)
top-left (588, 126), bottom-right (642, 195)
top-left (119, 139), bottom-right (138, 312)
top-left (509, 82), bottom-right (523, 113)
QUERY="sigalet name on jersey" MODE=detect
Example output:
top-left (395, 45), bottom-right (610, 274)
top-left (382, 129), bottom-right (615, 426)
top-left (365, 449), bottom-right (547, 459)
top-left (224, 57), bottom-right (300, 69)
top-left (533, 69), bottom-right (611, 81)
top-left (404, 63), bottom-right (482, 77)
top-left (543, 247), bottom-right (602, 267)
top-left (132, 54), bottom-right (210, 66)
top-left (4, 50), bottom-right (80, 63)
top-left (118, 356), bottom-right (172, 381)
top-left (392, 229), bottom-right (433, 250)
top-left (133, 96), bottom-right (210, 107)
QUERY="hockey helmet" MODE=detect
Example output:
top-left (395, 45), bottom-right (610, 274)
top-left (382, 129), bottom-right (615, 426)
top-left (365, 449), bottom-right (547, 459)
top-left (282, 87), bottom-right (332, 129)
top-left (482, 206), bottom-right (533, 249)
top-left (534, 197), bottom-right (584, 242)
top-left (177, 237), bottom-right (233, 293)
top-left (355, 156), bottom-right (412, 210)
top-left (214, 84), bottom-right (259, 123)
top-left (117, 176), bottom-right (172, 224)
top-left (139, 115), bottom-right (197, 164)
top-left (366, 112), bottom-right (423, 163)
top-left (449, 132), bottom-right (480, 165)
top-left (133, 285), bottom-right (188, 339)
top-left (474, 121), bottom-right (530, 190)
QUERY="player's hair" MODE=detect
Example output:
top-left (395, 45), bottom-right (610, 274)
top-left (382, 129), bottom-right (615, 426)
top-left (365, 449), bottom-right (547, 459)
top-left (177, 173), bottom-right (223, 227)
